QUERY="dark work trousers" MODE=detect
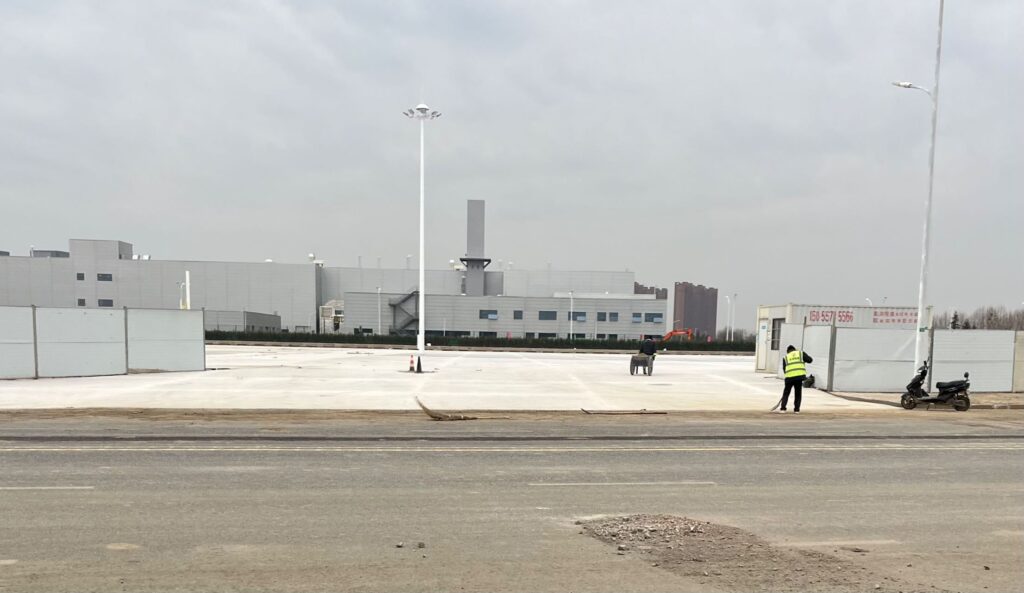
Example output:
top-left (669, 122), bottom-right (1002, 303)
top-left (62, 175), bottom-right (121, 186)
top-left (781, 377), bottom-right (803, 411)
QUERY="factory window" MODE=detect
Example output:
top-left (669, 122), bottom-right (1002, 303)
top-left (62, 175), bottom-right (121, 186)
top-left (538, 332), bottom-right (557, 339)
top-left (568, 311), bottom-right (586, 322)
top-left (76, 273), bottom-right (85, 281)
top-left (608, 312), bottom-right (619, 322)
top-left (632, 313), bottom-right (642, 323)
top-left (607, 334), bottom-right (618, 340)
top-left (478, 331), bottom-right (497, 338)
top-left (77, 298), bottom-right (86, 307)
top-left (97, 273), bottom-right (113, 281)
top-left (97, 299), bottom-right (114, 307)
top-left (570, 333), bottom-right (585, 339)
top-left (479, 309), bottom-right (498, 320)
top-left (644, 313), bottom-right (664, 323)
top-left (770, 318), bottom-right (784, 351)
top-left (597, 333), bottom-right (606, 339)
top-left (597, 312), bottom-right (607, 322)
top-left (513, 310), bottom-right (523, 320)
top-left (524, 332), bottom-right (536, 339)
top-left (538, 310), bottom-right (557, 321)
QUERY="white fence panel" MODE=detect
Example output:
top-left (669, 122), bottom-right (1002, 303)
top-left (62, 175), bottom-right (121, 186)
top-left (932, 330), bottom-right (1014, 392)
top-left (802, 325), bottom-right (833, 388)
top-left (35, 308), bottom-right (127, 378)
top-left (0, 306), bottom-right (36, 379)
top-left (832, 328), bottom-right (916, 392)
top-left (128, 309), bottom-right (205, 372)
top-left (775, 324), bottom-right (805, 377)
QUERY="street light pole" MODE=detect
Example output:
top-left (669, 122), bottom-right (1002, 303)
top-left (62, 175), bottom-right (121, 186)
top-left (569, 291), bottom-right (574, 341)
top-left (724, 295), bottom-right (731, 341)
top-left (376, 286), bottom-right (382, 336)
top-left (404, 104), bottom-right (441, 372)
top-left (731, 293), bottom-right (737, 341)
top-left (893, 0), bottom-right (944, 371)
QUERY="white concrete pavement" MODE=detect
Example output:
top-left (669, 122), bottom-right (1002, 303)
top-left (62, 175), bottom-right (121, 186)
top-left (0, 345), bottom-right (886, 411)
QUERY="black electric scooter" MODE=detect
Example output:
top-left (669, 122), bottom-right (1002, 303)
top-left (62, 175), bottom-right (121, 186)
top-left (900, 361), bottom-right (971, 411)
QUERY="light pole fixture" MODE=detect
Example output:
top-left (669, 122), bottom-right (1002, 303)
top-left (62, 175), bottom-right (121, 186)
top-left (865, 297), bottom-right (874, 307)
top-left (403, 103), bottom-right (441, 371)
top-left (893, 0), bottom-right (944, 371)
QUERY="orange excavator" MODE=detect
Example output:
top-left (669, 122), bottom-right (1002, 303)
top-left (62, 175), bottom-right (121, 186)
top-left (661, 328), bottom-right (694, 342)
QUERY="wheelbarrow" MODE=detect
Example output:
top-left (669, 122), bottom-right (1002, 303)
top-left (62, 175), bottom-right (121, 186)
top-left (629, 354), bottom-right (654, 376)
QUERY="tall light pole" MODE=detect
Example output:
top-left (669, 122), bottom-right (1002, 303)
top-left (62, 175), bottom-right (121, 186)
top-left (724, 294), bottom-right (731, 341)
top-left (569, 290), bottom-right (574, 341)
top-left (893, 0), bottom-right (944, 371)
top-left (376, 286), bottom-right (382, 336)
top-left (730, 293), bottom-right (737, 341)
top-left (403, 104), bottom-right (441, 371)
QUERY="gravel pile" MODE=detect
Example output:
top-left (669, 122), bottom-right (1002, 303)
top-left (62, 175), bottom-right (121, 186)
top-left (581, 514), bottom-right (708, 546)
top-left (579, 514), bottom-right (941, 593)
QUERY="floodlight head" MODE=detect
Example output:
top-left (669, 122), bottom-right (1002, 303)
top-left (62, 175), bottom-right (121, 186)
top-left (405, 104), bottom-right (441, 120)
top-left (892, 81), bottom-right (914, 88)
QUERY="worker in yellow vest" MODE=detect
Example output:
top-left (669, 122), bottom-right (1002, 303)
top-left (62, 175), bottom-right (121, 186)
top-left (777, 345), bottom-right (813, 414)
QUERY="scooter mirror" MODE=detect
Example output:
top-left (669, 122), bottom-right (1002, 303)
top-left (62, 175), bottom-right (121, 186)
top-left (964, 372), bottom-right (969, 379)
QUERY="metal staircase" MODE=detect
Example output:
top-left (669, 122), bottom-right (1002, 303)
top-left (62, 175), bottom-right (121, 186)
top-left (389, 289), bottom-right (418, 335)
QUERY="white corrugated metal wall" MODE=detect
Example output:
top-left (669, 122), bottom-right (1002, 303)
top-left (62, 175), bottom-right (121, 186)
top-left (769, 324), bottom-right (1020, 393)
top-left (932, 330), bottom-right (1015, 392)
top-left (0, 306), bottom-right (205, 379)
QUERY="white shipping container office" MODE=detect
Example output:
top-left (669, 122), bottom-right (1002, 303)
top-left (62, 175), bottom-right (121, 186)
top-left (754, 303), bottom-right (931, 373)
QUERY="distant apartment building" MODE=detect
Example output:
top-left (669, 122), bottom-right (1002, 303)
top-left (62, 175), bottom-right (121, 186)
top-left (673, 282), bottom-right (718, 337)
top-left (633, 282), bottom-right (668, 300)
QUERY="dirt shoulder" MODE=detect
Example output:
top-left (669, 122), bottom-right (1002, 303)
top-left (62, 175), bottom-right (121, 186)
top-left (832, 391), bottom-right (1023, 409)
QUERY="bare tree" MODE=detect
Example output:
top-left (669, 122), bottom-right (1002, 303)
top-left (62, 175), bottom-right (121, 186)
top-left (937, 306), bottom-right (1023, 330)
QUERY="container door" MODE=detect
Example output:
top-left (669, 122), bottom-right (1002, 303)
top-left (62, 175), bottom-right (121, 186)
top-left (756, 318), bottom-right (769, 370)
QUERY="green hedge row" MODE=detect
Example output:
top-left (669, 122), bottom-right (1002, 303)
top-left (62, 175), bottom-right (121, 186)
top-left (205, 330), bottom-right (756, 352)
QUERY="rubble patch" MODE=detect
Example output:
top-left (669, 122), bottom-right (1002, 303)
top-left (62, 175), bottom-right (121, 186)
top-left (580, 514), bottom-right (943, 593)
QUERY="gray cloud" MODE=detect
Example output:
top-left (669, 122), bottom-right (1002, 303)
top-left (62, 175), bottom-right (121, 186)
top-left (1, 0), bottom-right (1020, 328)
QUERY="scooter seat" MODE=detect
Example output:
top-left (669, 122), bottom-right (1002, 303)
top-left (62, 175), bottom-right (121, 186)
top-left (936, 380), bottom-right (967, 390)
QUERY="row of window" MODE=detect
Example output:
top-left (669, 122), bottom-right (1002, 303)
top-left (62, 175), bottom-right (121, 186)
top-left (479, 310), bottom-right (663, 323)
top-left (76, 273), bottom-right (113, 281)
top-left (77, 299), bottom-right (113, 307)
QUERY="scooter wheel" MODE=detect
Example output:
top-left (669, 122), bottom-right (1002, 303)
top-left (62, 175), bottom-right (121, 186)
top-left (900, 393), bottom-right (918, 410)
top-left (952, 396), bottom-right (970, 412)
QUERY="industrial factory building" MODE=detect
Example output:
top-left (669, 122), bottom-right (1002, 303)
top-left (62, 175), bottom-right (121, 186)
top-left (0, 201), bottom-right (716, 340)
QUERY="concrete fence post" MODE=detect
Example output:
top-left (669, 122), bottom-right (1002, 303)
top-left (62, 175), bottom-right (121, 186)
top-left (31, 305), bottom-right (39, 380)
top-left (123, 306), bottom-right (130, 375)
top-left (927, 325), bottom-right (936, 392)
top-left (202, 308), bottom-right (207, 371)
top-left (826, 324), bottom-right (838, 392)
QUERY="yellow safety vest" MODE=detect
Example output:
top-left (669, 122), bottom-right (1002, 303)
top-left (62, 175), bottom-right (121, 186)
top-left (784, 350), bottom-right (806, 378)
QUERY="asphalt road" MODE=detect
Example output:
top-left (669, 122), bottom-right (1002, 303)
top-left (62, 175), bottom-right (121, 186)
top-left (1, 413), bottom-right (1022, 592)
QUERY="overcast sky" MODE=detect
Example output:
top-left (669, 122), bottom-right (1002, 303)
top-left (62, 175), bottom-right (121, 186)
top-left (2, 0), bottom-right (1021, 328)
